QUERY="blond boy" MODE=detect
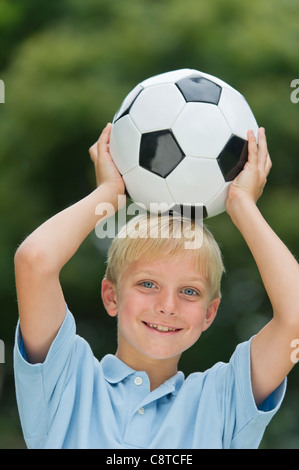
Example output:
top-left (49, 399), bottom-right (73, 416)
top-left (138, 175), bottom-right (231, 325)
top-left (14, 124), bottom-right (299, 448)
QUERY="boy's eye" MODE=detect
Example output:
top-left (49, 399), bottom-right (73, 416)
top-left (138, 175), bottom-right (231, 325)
top-left (182, 288), bottom-right (199, 296)
top-left (140, 281), bottom-right (156, 289)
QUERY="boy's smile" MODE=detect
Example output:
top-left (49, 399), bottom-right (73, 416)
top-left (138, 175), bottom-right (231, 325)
top-left (142, 321), bottom-right (183, 333)
top-left (102, 253), bottom-right (220, 377)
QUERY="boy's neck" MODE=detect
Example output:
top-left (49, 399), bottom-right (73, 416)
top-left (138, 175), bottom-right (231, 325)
top-left (115, 345), bottom-right (180, 391)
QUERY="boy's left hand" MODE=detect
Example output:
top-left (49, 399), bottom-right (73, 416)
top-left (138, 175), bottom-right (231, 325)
top-left (226, 128), bottom-right (272, 215)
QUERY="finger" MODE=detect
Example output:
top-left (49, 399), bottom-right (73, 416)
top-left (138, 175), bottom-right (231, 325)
top-left (265, 153), bottom-right (272, 176)
top-left (247, 129), bottom-right (258, 166)
top-left (97, 123), bottom-right (112, 154)
top-left (98, 123), bottom-right (112, 143)
top-left (257, 127), bottom-right (269, 170)
top-left (89, 142), bottom-right (98, 162)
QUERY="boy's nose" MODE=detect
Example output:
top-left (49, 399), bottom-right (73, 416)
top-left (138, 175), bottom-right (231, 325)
top-left (154, 290), bottom-right (179, 316)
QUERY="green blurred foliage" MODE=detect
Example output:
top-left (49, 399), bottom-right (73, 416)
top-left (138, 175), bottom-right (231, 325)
top-left (0, 0), bottom-right (298, 449)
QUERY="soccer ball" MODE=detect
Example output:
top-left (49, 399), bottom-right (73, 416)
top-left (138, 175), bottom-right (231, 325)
top-left (110, 69), bottom-right (258, 218)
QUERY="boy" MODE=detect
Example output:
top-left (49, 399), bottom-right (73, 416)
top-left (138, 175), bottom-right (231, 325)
top-left (14, 124), bottom-right (299, 449)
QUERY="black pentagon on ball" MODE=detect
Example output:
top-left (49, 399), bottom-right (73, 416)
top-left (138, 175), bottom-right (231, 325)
top-left (139, 129), bottom-right (185, 178)
top-left (217, 135), bottom-right (248, 181)
top-left (175, 74), bottom-right (222, 105)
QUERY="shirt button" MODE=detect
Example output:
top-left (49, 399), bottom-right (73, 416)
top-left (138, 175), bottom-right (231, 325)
top-left (134, 376), bottom-right (143, 386)
top-left (138, 407), bottom-right (145, 415)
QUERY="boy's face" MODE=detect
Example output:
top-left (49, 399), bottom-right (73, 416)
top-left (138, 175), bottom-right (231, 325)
top-left (102, 253), bottom-right (220, 367)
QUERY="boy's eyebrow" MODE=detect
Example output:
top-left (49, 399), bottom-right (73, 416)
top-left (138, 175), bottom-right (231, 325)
top-left (182, 276), bottom-right (207, 288)
top-left (133, 270), bottom-right (207, 285)
top-left (132, 269), bottom-right (160, 278)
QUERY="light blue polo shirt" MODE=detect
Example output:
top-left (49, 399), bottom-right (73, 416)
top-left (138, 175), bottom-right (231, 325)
top-left (14, 306), bottom-right (286, 449)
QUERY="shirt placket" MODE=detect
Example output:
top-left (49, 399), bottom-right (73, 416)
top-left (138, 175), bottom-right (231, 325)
top-left (122, 372), bottom-right (175, 448)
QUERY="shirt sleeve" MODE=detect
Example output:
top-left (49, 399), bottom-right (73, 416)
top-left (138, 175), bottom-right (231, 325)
top-left (215, 337), bottom-right (287, 449)
top-left (13, 305), bottom-right (76, 447)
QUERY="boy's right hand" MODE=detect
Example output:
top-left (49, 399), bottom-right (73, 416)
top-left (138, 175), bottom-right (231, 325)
top-left (89, 123), bottom-right (125, 200)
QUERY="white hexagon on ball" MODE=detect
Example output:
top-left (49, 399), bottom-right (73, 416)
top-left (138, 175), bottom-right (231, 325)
top-left (172, 103), bottom-right (232, 158)
top-left (123, 166), bottom-right (174, 213)
top-left (219, 87), bottom-right (258, 140)
top-left (130, 83), bottom-right (186, 133)
top-left (166, 157), bottom-right (225, 206)
top-left (205, 182), bottom-right (231, 218)
top-left (109, 115), bottom-right (141, 175)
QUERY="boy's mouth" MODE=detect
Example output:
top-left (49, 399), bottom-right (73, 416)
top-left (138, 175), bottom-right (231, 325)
top-left (142, 321), bottom-right (182, 333)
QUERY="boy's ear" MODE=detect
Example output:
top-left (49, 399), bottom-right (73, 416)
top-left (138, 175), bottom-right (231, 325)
top-left (101, 278), bottom-right (118, 317)
top-left (202, 298), bottom-right (220, 332)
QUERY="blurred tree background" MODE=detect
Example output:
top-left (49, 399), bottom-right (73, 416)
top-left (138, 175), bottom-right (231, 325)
top-left (0, 0), bottom-right (298, 449)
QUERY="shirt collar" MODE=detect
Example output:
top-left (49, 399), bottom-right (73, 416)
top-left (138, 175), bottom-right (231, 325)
top-left (101, 354), bottom-right (136, 383)
top-left (163, 371), bottom-right (184, 396)
top-left (101, 354), bottom-right (184, 396)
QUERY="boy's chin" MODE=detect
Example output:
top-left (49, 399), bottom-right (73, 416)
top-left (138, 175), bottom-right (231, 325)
top-left (138, 347), bottom-right (184, 362)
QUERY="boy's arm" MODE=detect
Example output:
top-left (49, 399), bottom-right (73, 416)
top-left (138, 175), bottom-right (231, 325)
top-left (226, 128), bottom-right (299, 406)
top-left (14, 124), bottom-right (124, 364)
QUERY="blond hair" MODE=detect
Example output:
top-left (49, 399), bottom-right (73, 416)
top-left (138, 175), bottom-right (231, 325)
top-left (105, 213), bottom-right (225, 301)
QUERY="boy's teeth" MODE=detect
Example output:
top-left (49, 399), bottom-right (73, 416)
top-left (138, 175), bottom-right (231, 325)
top-left (148, 323), bottom-right (176, 332)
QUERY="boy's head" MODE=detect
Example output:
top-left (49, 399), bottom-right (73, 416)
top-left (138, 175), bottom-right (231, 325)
top-left (104, 213), bottom-right (225, 302)
top-left (101, 213), bottom-right (225, 366)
